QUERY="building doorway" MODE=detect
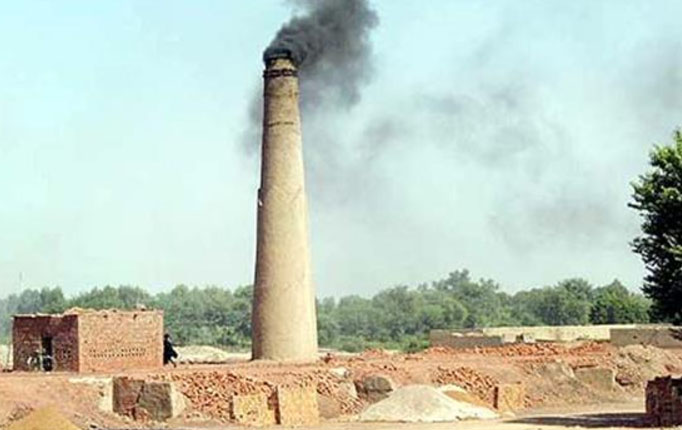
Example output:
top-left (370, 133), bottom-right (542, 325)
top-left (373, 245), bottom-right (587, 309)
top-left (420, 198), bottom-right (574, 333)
top-left (41, 336), bottom-right (54, 371)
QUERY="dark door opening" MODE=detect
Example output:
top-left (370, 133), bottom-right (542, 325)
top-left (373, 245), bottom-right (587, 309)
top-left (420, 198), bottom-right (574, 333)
top-left (41, 336), bottom-right (54, 371)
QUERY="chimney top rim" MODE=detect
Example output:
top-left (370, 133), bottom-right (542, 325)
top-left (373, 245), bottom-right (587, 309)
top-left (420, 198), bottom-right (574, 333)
top-left (263, 47), bottom-right (295, 64)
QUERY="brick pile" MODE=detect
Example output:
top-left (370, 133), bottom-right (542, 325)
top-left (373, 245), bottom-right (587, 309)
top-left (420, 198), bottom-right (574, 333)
top-left (432, 366), bottom-right (499, 405)
top-left (163, 371), bottom-right (273, 421)
top-left (646, 376), bottom-right (682, 427)
top-left (113, 377), bottom-right (185, 422)
top-left (424, 342), bottom-right (607, 358)
top-left (155, 370), bottom-right (326, 426)
top-left (298, 370), bottom-right (363, 414)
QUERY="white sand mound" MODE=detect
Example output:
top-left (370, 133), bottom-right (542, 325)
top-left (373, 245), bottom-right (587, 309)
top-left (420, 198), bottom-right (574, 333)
top-left (175, 346), bottom-right (241, 364)
top-left (175, 345), bottom-right (251, 364)
top-left (360, 385), bottom-right (498, 423)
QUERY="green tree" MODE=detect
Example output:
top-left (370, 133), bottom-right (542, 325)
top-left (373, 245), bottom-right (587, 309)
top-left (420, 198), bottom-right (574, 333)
top-left (509, 290), bottom-right (545, 326)
top-left (317, 297), bottom-right (339, 347)
top-left (630, 130), bottom-right (682, 324)
top-left (371, 286), bottom-right (422, 341)
top-left (433, 270), bottom-right (513, 328)
top-left (416, 286), bottom-right (468, 331)
top-left (334, 295), bottom-right (379, 339)
top-left (513, 279), bottom-right (592, 326)
top-left (590, 280), bottom-right (650, 324)
top-left (70, 285), bottom-right (151, 310)
top-left (38, 287), bottom-right (67, 313)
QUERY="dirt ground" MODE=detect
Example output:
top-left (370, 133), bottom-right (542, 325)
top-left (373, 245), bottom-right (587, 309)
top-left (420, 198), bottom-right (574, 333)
top-left (1, 342), bottom-right (681, 429)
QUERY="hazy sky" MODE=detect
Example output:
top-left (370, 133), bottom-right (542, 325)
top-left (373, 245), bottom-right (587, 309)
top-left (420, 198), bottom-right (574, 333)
top-left (1, 1), bottom-right (681, 299)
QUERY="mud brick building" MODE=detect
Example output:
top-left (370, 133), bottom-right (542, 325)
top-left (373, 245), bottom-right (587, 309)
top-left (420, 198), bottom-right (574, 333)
top-left (646, 376), bottom-right (682, 427)
top-left (13, 309), bottom-right (163, 373)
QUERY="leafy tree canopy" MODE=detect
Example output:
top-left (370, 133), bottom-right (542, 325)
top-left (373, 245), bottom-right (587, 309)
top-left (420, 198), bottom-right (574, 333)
top-left (631, 129), bottom-right (682, 324)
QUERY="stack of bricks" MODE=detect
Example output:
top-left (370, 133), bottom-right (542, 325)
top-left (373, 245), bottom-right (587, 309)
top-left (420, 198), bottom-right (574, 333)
top-left (646, 376), bottom-right (682, 427)
top-left (231, 386), bottom-right (319, 427)
top-left (432, 366), bottom-right (500, 406)
top-left (113, 377), bottom-right (185, 422)
top-left (160, 370), bottom-right (320, 426)
top-left (164, 370), bottom-right (273, 420)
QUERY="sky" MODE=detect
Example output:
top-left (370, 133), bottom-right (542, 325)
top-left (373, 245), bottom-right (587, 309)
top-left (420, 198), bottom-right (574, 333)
top-left (1, 1), bottom-right (681, 299)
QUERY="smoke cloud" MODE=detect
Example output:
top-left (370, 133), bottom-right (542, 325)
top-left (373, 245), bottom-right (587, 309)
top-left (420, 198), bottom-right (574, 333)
top-left (265, 0), bottom-right (379, 108)
top-left (242, 0), bottom-right (381, 201)
top-left (240, 2), bottom-right (680, 293)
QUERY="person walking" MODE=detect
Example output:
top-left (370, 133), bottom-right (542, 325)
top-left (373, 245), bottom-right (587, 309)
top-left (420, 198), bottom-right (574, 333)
top-left (163, 333), bottom-right (178, 367)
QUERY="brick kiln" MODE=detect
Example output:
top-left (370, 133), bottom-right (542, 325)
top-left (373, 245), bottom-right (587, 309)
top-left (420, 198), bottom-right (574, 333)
top-left (251, 47), bottom-right (318, 362)
top-left (13, 308), bottom-right (163, 373)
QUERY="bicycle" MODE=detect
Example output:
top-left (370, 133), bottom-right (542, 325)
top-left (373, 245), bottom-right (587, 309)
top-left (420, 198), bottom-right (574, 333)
top-left (26, 350), bottom-right (55, 372)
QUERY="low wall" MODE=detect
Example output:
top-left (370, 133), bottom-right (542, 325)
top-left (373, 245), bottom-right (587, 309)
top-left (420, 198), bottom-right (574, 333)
top-left (478, 325), bottom-right (636, 342)
top-left (429, 331), bottom-right (503, 348)
top-left (431, 325), bottom-right (634, 347)
top-left (431, 324), bottom-right (679, 348)
top-left (611, 327), bottom-right (682, 349)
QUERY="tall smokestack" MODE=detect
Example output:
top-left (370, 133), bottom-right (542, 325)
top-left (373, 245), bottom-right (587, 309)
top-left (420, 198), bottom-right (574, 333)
top-left (251, 48), bottom-right (318, 361)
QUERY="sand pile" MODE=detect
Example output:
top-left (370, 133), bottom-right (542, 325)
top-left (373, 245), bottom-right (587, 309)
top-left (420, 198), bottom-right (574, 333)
top-left (7, 406), bottom-right (78, 430)
top-left (175, 346), bottom-right (237, 364)
top-left (360, 385), bottom-right (498, 423)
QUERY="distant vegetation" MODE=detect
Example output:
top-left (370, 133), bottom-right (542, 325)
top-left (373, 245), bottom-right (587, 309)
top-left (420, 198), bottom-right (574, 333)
top-left (630, 129), bottom-right (682, 324)
top-left (0, 270), bottom-right (652, 352)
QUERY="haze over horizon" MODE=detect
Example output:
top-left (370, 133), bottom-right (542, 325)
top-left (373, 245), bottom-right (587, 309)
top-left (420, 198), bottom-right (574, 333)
top-left (1, 1), bottom-right (681, 299)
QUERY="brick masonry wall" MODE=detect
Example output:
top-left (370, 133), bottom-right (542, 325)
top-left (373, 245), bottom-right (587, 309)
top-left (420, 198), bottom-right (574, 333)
top-left (646, 376), bottom-right (682, 427)
top-left (78, 310), bottom-right (163, 373)
top-left (12, 315), bottom-right (79, 371)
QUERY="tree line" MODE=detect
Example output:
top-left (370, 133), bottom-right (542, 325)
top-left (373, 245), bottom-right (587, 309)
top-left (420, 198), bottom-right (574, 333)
top-left (0, 270), bottom-right (651, 351)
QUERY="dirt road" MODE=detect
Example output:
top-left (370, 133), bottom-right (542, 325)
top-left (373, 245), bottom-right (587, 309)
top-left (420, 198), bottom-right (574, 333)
top-left (110, 413), bottom-right (648, 430)
top-left (295, 399), bottom-right (648, 430)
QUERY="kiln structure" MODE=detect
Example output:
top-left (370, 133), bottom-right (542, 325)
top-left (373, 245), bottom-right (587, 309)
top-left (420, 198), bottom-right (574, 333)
top-left (251, 49), bottom-right (318, 361)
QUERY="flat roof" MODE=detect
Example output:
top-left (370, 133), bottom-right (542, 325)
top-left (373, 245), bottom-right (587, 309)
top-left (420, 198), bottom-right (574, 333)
top-left (13, 308), bottom-right (162, 318)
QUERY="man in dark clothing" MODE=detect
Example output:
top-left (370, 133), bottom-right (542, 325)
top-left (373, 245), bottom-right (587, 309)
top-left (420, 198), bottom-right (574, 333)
top-left (163, 333), bottom-right (178, 367)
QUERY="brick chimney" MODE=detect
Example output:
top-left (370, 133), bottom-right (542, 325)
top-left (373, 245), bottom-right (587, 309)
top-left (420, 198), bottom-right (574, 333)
top-left (251, 50), bottom-right (318, 361)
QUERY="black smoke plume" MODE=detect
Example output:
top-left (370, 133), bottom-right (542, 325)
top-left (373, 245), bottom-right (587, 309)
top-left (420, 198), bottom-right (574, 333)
top-left (265, 0), bottom-right (379, 108)
top-left (241, 0), bottom-right (380, 199)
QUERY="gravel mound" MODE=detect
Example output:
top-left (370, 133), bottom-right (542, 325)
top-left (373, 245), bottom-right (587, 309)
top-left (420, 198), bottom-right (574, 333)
top-left (360, 385), bottom-right (498, 423)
